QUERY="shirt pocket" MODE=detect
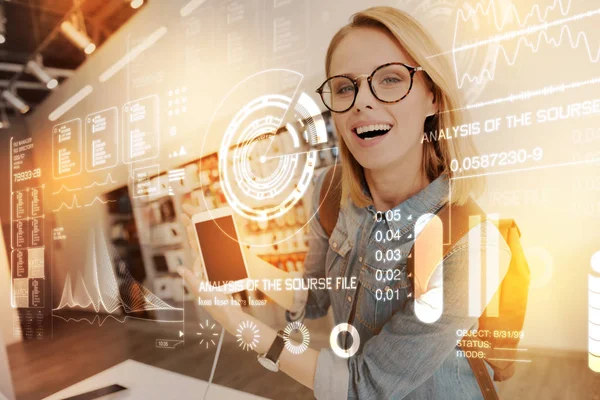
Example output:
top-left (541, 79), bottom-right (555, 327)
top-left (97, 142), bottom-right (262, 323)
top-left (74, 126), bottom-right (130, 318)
top-left (355, 260), bottom-right (412, 334)
top-left (325, 226), bottom-right (352, 285)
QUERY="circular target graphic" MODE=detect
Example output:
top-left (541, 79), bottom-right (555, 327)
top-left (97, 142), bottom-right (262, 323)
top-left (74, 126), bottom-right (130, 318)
top-left (283, 321), bottom-right (310, 355)
top-left (216, 70), bottom-right (327, 221)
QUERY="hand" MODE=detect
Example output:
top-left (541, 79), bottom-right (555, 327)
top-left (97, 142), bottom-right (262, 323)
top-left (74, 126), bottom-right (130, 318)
top-left (177, 266), bottom-right (244, 335)
top-left (179, 203), bottom-right (245, 334)
top-left (180, 203), bottom-right (204, 279)
top-left (179, 203), bottom-right (298, 319)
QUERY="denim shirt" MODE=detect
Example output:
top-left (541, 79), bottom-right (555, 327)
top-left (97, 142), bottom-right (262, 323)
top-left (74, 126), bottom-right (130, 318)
top-left (301, 169), bottom-right (512, 399)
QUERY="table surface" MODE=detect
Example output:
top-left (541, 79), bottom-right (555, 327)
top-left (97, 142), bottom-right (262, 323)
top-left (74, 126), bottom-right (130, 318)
top-left (43, 359), bottom-right (269, 400)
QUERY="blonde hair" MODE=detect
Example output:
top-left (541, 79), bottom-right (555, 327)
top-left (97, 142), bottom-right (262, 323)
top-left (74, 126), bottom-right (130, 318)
top-left (325, 6), bottom-right (483, 207)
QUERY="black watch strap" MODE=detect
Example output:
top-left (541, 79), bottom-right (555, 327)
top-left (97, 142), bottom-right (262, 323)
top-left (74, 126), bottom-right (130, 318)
top-left (266, 330), bottom-right (285, 362)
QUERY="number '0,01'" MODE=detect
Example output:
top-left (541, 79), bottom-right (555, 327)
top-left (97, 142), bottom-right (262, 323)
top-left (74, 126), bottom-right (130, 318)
top-left (375, 288), bottom-right (400, 301)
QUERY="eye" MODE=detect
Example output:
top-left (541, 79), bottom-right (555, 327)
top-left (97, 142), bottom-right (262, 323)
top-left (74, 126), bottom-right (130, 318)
top-left (381, 76), bottom-right (402, 85)
top-left (335, 85), bottom-right (355, 95)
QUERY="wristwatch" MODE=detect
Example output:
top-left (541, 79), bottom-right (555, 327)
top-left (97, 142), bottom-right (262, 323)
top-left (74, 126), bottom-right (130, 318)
top-left (257, 330), bottom-right (285, 372)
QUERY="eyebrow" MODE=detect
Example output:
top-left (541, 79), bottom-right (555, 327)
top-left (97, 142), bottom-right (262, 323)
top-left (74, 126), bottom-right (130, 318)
top-left (330, 71), bottom-right (362, 78)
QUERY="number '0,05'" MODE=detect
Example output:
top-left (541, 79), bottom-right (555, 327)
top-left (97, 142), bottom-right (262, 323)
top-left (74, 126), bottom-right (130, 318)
top-left (375, 210), bottom-right (401, 222)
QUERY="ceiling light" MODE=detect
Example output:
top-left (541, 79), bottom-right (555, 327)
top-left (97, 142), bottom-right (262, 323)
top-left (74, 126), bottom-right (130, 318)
top-left (180, 0), bottom-right (207, 17)
top-left (99, 26), bottom-right (167, 83)
top-left (2, 90), bottom-right (30, 114)
top-left (84, 43), bottom-right (96, 54)
top-left (48, 85), bottom-right (93, 121)
top-left (0, 4), bottom-right (5, 44)
top-left (131, 0), bottom-right (144, 9)
top-left (26, 60), bottom-right (59, 89)
top-left (60, 21), bottom-right (96, 55)
top-left (0, 106), bottom-right (9, 129)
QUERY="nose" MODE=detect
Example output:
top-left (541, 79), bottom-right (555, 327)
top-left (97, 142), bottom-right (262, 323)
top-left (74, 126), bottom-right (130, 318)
top-left (353, 77), bottom-right (375, 112)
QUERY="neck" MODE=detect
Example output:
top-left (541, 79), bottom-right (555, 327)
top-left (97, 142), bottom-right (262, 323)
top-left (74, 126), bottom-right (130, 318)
top-left (364, 158), bottom-right (430, 212)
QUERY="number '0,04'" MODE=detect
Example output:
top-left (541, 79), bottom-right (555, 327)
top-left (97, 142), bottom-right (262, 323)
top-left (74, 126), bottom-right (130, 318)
top-left (375, 229), bottom-right (401, 242)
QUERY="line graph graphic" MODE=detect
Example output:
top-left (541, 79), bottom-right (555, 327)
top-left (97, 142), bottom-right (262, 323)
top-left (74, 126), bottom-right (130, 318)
top-left (444, 75), bottom-right (600, 112)
top-left (52, 195), bottom-right (82, 212)
top-left (425, 0), bottom-right (600, 109)
top-left (54, 225), bottom-right (182, 319)
top-left (52, 195), bottom-right (116, 212)
top-left (84, 173), bottom-right (116, 189)
top-left (53, 313), bottom-right (183, 327)
top-left (84, 197), bottom-right (116, 208)
top-left (52, 174), bottom-right (117, 195)
top-left (447, 8), bottom-right (600, 59)
top-left (441, 0), bottom-right (600, 101)
top-left (53, 185), bottom-right (81, 196)
top-left (448, 0), bottom-right (599, 88)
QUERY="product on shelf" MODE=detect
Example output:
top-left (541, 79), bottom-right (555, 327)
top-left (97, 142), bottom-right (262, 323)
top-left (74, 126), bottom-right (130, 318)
top-left (184, 163), bottom-right (200, 189)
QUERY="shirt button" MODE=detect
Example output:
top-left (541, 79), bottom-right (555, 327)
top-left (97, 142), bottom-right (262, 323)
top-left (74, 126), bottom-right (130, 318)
top-left (332, 242), bottom-right (338, 248)
top-left (358, 256), bottom-right (363, 262)
top-left (347, 295), bottom-right (352, 303)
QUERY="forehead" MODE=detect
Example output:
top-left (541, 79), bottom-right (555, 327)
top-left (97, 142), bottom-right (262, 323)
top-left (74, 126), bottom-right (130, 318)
top-left (329, 27), bottom-right (413, 77)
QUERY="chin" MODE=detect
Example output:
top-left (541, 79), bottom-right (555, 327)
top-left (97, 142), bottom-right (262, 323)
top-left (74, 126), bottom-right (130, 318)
top-left (353, 151), bottom-right (401, 172)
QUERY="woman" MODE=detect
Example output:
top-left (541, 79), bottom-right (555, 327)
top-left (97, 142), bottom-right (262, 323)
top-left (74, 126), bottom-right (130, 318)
top-left (180, 6), bottom-right (511, 399)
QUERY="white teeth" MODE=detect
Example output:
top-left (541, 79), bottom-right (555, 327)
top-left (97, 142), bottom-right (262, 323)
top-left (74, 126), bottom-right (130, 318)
top-left (356, 124), bottom-right (392, 135)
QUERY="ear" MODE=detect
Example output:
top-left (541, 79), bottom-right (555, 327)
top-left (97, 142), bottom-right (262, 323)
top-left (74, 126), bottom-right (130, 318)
top-left (425, 89), bottom-right (438, 118)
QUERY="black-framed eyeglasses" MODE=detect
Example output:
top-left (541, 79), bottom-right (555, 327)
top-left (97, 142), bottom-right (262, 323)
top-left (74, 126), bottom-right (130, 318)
top-left (315, 62), bottom-right (425, 113)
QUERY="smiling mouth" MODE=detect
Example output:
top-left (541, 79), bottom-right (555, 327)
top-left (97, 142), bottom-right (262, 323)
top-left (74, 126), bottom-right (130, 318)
top-left (352, 124), bottom-right (393, 140)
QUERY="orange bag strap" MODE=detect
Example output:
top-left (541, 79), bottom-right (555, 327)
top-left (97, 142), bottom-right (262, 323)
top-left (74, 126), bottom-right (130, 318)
top-left (318, 165), bottom-right (342, 237)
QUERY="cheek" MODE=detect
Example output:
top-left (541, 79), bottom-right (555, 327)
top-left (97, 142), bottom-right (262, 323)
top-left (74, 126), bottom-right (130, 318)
top-left (390, 100), bottom-right (428, 135)
top-left (333, 115), bottom-right (351, 137)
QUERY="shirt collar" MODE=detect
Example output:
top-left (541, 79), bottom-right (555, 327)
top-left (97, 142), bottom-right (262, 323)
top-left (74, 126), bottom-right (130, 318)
top-left (359, 173), bottom-right (450, 233)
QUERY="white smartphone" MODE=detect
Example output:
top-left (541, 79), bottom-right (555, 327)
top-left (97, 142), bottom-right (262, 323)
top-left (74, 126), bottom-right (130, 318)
top-left (191, 207), bottom-right (249, 294)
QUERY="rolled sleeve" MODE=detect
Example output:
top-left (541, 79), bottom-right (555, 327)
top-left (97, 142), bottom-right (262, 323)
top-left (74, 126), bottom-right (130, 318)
top-left (314, 349), bottom-right (350, 400)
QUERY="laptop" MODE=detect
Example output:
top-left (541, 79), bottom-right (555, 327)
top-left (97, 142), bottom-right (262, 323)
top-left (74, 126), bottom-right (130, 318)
top-left (0, 320), bottom-right (14, 400)
top-left (0, 221), bottom-right (15, 400)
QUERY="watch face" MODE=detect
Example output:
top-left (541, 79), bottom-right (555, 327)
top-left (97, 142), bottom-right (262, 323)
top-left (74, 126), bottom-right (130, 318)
top-left (258, 356), bottom-right (279, 372)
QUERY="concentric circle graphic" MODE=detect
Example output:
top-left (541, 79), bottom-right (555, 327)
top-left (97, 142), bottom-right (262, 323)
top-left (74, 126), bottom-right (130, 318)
top-left (201, 68), bottom-right (335, 246)
top-left (219, 91), bottom-right (325, 221)
top-left (283, 321), bottom-right (310, 355)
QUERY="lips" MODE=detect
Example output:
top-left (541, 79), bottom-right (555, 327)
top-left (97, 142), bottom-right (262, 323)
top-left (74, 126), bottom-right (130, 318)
top-left (352, 123), bottom-right (393, 140)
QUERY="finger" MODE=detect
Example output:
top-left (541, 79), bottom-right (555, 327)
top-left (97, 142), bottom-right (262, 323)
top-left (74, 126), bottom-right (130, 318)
top-left (180, 212), bottom-right (192, 229)
top-left (182, 203), bottom-right (201, 218)
top-left (182, 214), bottom-right (200, 255)
top-left (192, 255), bottom-right (204, 278)
top-left (177, 267), bottom-right (202, 297)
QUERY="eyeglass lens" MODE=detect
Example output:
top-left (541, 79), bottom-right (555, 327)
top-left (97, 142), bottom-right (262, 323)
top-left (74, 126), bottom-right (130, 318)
top-left (320, 64), bottom-right (413, 112)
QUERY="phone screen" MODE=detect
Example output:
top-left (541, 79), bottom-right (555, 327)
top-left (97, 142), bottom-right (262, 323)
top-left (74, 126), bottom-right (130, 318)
top-left (194, 215), bottom-right (248, 285)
